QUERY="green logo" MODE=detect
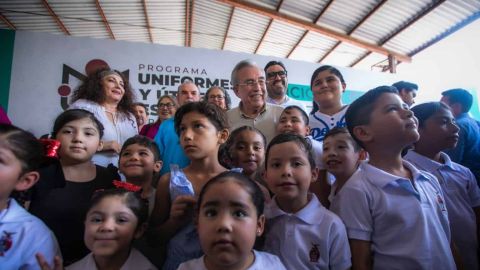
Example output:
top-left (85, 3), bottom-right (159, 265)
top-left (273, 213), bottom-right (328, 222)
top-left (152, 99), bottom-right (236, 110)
top-left (287, 83), bottom-right (365, 104)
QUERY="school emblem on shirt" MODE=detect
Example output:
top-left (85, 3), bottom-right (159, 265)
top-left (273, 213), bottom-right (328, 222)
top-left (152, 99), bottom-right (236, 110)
top-left (436, 193), bottom-right (447, 212)
top-left (0, 231), bottom-right (15, 256)
top-left (309, 243), bottom-right (320, 262)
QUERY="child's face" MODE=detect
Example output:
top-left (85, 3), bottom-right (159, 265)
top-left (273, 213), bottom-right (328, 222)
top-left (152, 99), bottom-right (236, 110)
top-left (0, 145), bottom-right (24, 203)
top-left (361, 93), bottom-right (419, 147)
top-left (418, 107), bottom-right (459, 151)
top-left (179, 111), bottom-right (227, 160)
top-left (229, 130), bottom-right (265, 176)
top-left (322, 133), bottom-right (360, 178)
top-left (133, 105), bottom-right (147, 127)
top-left (119, 143), bottom-right (162, 181)
top-left (101, 74), bottom-right (125, 103)
top-left (277, 109), bottom-right (310, 136)
top-left (84, 196), bottom-right (142, 258)
top-left (311, 70), bottom-right (345, 107)
top-left (265, 141), bottom-right (316, 209)
top-left (198, 179), bottom-right (264, 269)
top-left (55, 118), bottom-right (102, 163)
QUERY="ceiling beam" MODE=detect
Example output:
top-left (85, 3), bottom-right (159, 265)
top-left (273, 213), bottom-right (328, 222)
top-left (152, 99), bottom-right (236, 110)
top-left (350, 0), bottom-right (445, 68)
top-left (218, 0), bottom-right (411, 63)
top-left (286, 0), bottom-right (334, 58)
top-left (42, 0), bottom-right (70, 35)
top-left (95, 0), bottom-right (115, 40)
top-left (318, 0), bottom-right (387, 63)
top-left (254, 0), bottom-right (283, 54)
top-left (142, 0), bottom-right (154, 43)
top-left (222, 7), bottom-right (235, 50)
top-left (0, 13), bottom-right (16, 30)
top-left (185, 0), bottom-right (190, 47)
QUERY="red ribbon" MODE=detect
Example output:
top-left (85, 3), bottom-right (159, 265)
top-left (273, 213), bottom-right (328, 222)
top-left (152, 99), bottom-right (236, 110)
top-left (112, 180), bottom-right (141, 192)
top-left (39, 139), bottom-right (61, 158)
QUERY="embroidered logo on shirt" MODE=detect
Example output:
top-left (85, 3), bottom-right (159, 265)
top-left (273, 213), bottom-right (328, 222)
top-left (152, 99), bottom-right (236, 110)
top-left (0, 231), bottom-right (15, 256)
top-left (309, 243), bottom-right (320, 262)
top-left (436, 193), bottom-right (447, 212)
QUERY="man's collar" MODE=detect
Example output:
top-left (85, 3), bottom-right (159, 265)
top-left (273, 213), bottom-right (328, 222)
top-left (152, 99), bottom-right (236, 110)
top-left (239, 101), bottom-right (267, 119)
top-left (266, 95), bottom-right (288, 105)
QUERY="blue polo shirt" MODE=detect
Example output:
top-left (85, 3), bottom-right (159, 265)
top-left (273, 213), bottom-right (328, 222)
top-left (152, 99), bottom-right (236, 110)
top-left (334, 161), bottom-right (455, 270)
top-left (405, 150), bottom-right (480, 270)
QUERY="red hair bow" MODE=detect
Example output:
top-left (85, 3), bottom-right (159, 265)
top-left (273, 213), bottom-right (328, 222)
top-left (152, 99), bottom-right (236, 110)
top-left (39, 139), bottom-right (61, 158)
top-left (112, 180), bottom-right (141, 192)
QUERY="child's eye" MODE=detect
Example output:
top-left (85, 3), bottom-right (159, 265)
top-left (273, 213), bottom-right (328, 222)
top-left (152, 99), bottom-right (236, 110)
top-left (117, 217), bottom-right (129, 223)
top-left (194, 123), bottom-right (204, 129)
top-left (269, 162), bottom-right (280, 168)
top-left (61, 129), bottom-right (72, 134)
top-left (140, 151), bottom-right (149, 156)
top-left (236, 145), bottom-right (245, 151)
top-left (89, 216), bottom-right (103, 223)
top-left (204, 209), bottom-right (217, 217)
top-left (121, 152), bottom-right (131, 157)
top-left (253, 146), bottom-right (263, 151)
top-left (293, 161), bottom-right (303, 167)
top-left (233, 210), bottom-right (248, 218)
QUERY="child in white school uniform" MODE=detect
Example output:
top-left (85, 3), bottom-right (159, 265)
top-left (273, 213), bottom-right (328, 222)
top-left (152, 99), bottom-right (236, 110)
top-left (337, 86), bottom-right (456, 269)
top-left (405, 101), bottom-right (480, 270)
top-left (178, 171), bottom-right (286, 270)
top-left (0, 124), bottom-right (60, 270)
top-left (263, 133), bottom-right (351, 270)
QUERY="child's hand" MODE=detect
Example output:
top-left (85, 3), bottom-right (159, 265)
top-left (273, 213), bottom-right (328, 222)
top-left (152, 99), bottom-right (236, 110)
top-left (170, 195), bottom-right (196, 224)
top-left (36, 253), bottom-right (64, 270)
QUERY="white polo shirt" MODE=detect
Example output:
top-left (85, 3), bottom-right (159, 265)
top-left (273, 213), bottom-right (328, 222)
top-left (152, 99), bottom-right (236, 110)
top-left (309, 106), bottom-right (348, 142)
top-left (227, 103), bottom-right (284, 143)
top-left (67, 248), bottom-right (157, 270)
top-left (264, 194), bottom-right (351, 270)
top-left (334, 160), bottom-right (455, 270)
top-left (405, 150), bottom-right (480, 270)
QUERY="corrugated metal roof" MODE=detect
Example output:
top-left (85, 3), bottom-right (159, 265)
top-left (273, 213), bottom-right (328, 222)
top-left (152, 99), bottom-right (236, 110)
top-left (1, 0), bottom-right (479, 72)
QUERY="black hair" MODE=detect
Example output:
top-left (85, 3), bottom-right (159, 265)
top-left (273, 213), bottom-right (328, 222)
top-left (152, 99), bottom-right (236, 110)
top-left (345, 85), bottom-right (399, 148)
top-left (411, 102), bottom-right (451, 128)
top-left (264, 60), bottom-right (287, 73)
top-left (203, 86), bottom-right (232, 110)
top-left (392, 81), bottom-right (418, 92)
top-left (310, 65), bottom-right (346, 114)
top-left (265, 133), bottom-right (315, 170)
top-left (89, 189), bottom-right (149, 228)
top-left (174, 101), bottom-right (229, 135)
top-left (0, 124), bottom-right (44, 174)
top-left (196, 171), bottom-right (265, 217)
top-left (441, 88), bottom-right (473, 113)
top-left (223, 126), bottom-right (266, 163)
top-left (120, 135), bottom-right (161, 161)
top-left (132, 102), bottom-right (146, 110)
top-left (323, 126), bottom-right (361, 152)
top-left (52, 109), bottom-right (104, 139)
top-left (281, 105), bottom-right (309, 125)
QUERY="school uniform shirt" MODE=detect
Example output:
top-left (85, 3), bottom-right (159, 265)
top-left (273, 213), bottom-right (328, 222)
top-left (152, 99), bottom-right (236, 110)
top-left (177, 250), bottom-right (286, 270)
top-left (405, 150), bottom-right (480, 270)
top-left (264, 194), bottom-right (351, 270)
top-left (0, 199), bottom-right (61, 270)
top-left (67, 248), bottom-right (157, 270)
top-left (309, 105), bottom-right (348, 142)
top-left (227, 103), bottom-right (284, 144)
top-left (335, 160), bottom-right (455, 270)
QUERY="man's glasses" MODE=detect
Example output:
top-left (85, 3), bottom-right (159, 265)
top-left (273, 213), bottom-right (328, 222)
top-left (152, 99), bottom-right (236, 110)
top-left (237, 79), bottom-right (266, 87)
top-left (208, 95), bottom-right (225, 100)
top-left (266, 70), bottom-right (287, 79)
top-left (158, 103), bottom-right (175, 108)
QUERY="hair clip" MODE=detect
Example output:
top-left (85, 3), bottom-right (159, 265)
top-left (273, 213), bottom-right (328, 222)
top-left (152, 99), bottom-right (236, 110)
top-left (39, 139), bottom-right (61, 158)
top-left (112, 180), bottom-right (141, 192)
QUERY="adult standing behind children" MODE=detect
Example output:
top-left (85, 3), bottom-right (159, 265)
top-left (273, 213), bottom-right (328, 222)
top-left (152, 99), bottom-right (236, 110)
top-left (441, 88), bottom-right (480, 184)
top-left (309, 65), bottom-right (348, 143)
top-left (140, 95), bottom-right (178, 139)
top-left (227, 60), bottom-right (284, 144)
top-left (69, 67), bottom-right (138, 167)
top-left (264, 60), bottom-right (307, 111)
top-left (337, 86), bottom-right (456, 269)
top-left (154, 81), bottom-right (200, 176)
top-left (203, 86), bottom-right (231, 111)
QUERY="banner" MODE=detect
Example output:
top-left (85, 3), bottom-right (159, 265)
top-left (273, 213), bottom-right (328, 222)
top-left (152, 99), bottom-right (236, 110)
top-left (4, 30), bottom-right (398, 137)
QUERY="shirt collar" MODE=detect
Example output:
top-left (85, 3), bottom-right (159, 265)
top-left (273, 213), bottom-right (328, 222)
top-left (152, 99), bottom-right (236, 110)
top-left (265, 194), bottom-right (325, 224)
top-left (360, 159), bottom-right (431, 188)
top-left (405, 150), bottom-right (455, 172)
top-left (266, 96), bottom-right (289, 105)
top-left (239, 101), bottom-right (267, 119)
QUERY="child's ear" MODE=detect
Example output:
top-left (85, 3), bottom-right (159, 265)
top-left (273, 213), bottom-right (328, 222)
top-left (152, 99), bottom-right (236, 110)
top-left (341, 83), bottom-right (347, 92)
top-left (154, 160), bottom-right (163, 173)
top-left (15, 171), bottom-right (40, 192)
top-left (97, 141), bottom-right (104, 152)
top-left (358, 149), bottom-right (368, 161)
top-left (310, 167), bottom-right (319, 182)
top-left (304, 125), bottom-right (311, 137)
top-left (134, 222), bottom-right (148, 239)
top-left (353, 125), bottom-right (372, 144)
top-left (256, 214), bottom-right (266, 237)
top-left (217, 129), bottom-right (230, 144)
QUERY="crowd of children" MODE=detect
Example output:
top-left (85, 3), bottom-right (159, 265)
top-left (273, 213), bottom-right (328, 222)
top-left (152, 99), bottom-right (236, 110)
top-left (1, 64), bottom-right (479, 270)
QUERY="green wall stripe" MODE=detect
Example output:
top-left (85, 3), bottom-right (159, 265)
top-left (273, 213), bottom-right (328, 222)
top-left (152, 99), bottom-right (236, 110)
top-left (0, 29), bottom-right (15, 111)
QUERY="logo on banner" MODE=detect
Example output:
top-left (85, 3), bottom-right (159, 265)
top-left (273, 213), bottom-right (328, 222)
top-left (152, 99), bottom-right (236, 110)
top-left (57, 59), bottom-right (129, 110)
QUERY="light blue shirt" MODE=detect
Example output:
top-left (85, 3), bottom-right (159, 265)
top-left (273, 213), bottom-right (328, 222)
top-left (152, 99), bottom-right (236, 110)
top-left (153, 118), bottom-right (190, 176)
top-left (335, 161), bottom-right (455, 270)
top-left (405, 150), bottom-right (480, 270)
top-left (0, 199), bottom-right (60, 270)
top-left (264, 194), bottom-right (351, 270)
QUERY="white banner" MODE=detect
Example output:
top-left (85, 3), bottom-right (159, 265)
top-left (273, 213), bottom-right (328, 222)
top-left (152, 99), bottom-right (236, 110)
top-left (8, 30), bottom-right (397, 137)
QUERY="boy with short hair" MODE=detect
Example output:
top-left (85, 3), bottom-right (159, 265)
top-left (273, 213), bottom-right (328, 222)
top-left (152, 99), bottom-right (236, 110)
top-left (321, 127), bottom-right (363, 212)
top-left (336, 86), bottom-right (456, 269)
top-left (276, 105), bottom-right (330, 206)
